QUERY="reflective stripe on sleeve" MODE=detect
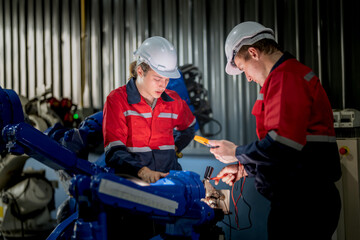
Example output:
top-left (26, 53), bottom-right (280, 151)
top-left (304, 71), bottom-right (316, 81)
top-left (158, 112), bottom-right (178, 119)
top-left (268, 130), bottom-right (304, 151)
top-left (159, 145), bottom-right (175, 150)
top-left (306, 135), bottom-right (336, 142)
top-left (124, 110), bottom-right (152, 118)
top-left (105, 140), bottom-right (126, 153)
top-left (127, 146), bottom-right (152, 153)
top-left (188, 118), bottom-right (196, 127)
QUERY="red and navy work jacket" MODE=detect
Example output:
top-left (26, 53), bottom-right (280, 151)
top-left (236, 52), bottom-right (341, 200)
top-left (103, 78), bottom-right (196, 175)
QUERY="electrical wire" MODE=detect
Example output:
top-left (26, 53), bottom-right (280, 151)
top-left (223, 163), bottom-right (253, 232)
top-left (7, 192), bottom-right (25, 238)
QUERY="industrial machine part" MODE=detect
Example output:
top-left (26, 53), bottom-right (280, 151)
top-left (0, 168), bottom-right (56, 239)
top-left (178, 64), bottom-right (222, 137)
top-left (0, 88), bottom-right (57, 239)
top-left (339, 109), bottom-right (360, 128)
top-left (0, 85), bottom-right (227, 240)
top-left (333, 109), bottom-right (360, 128)
top-left (334, 138), bottom-right (360, 240)
top-left (202, 166), bottom-right (230, 215)
top-left (24, 88), bottom-right (62, 128)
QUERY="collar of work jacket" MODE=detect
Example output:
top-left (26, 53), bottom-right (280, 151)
top-left (270, 51), bottom-right (295, 73)
top-left (126, 77), bottom-right (174, 104)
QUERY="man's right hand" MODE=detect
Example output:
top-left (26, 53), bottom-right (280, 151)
top-left (137, 166), bottom-right (169, 183)
top-left (208, 139), bottom-right (238, 163)
top-left (214, 163), bottom-right (248, 186)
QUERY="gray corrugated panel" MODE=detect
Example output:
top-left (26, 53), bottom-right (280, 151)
top-left (12, 0), bottom-right (19, 93)
top-left (178, 0), bottom-right (192, 65)
top-left (71, 0), bottom-right (81, 105)
top-left (208, 0), bottom-right (227, 140)
top-left (0, 0), bottom-right (4, 87)
top-left (164, 0), bottom-right (177, 46)
top-left (90, 0), bottom-right (102, 109)
top-left (52, 0), bottom-right (61, 99)
top-left (27, 0), bottom-right (36, 99)
top-left (113, 0), bottom-right (125, 89)
top-left (339, 0), bottom-right (345, 109)
top-left (61, 0), bottom-right (71, 99)
top-left (4, 0), bottom-right (11, 89)
top-left (83, 0), bottom-right (92, 107)
top-left (192, 0), bottom-right (204, 71)
top-left (19, 0), bottom-right (27, 96)
top-left (151, 0), bottom-right (163, 37)
top-left (137, 0), bottom-right (149, 53)
top-left (316, 0), bottom-right (322, 82)
top-left (35, 0), bottom-right (45, 94)
top-left (44, 0), bottom-right (52, 92)
top-left (102, 0), bottom-right (113, 101)
top-left (125, 0), bottom-right (136, 86)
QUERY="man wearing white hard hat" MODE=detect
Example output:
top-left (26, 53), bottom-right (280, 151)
top-left (208, 21), bottom-right (341, 240)
top-left (103, 36), bottom-right (196, 184)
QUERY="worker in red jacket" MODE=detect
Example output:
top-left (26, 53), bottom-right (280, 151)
top-left (209, 22), bottom-right (341, 240)
top-left (103, 36), bottom-right (196, 183)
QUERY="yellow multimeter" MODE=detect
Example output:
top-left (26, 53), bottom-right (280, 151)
top-left (193, 135), bottom-right (219, 148)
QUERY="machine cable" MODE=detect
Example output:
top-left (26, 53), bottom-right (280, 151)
top-left (221, 163), bottom-right (252, 233)
top-left (5, 192), bottom-right (25, 238)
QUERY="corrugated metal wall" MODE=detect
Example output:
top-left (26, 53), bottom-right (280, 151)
top-left (1, 0), bottom-right (359, 148)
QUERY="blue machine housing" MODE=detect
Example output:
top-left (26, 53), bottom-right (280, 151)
top-left (0, 86), bottom-right (219, 240)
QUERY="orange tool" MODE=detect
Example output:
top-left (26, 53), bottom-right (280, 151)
top-left (210, 174), bottom-right (228, 181)
top-left (193, 135), bottom-right (219, 148)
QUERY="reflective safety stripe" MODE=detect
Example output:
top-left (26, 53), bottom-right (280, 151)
top-left (105, 140), bottom-right (126, 153)
top-left (124, 110), bottom-right (152, 118)
top-left (257, 93), bottom-right (264, 100)
top-left (268, 131), bottom-right (337, 151)
top-left (158, 112), bottom-right (178, 119)
top-left (107, 144), bottom-right (178, 153)
top-left (304, 71), bottom-right (316, 81)
top-left (306, 135), bottom-right (336, 142)
top-left (159, 145), bottom-right (175, 150)
top-left (127, 146), bottom-right (152, 153)
top-left (268, 130), bottom-right (304, 151)
top-left (188, 118), bottom-right (196, 127)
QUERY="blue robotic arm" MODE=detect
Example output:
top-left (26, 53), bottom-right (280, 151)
top-left (0, 86), bottom-right (224, 239)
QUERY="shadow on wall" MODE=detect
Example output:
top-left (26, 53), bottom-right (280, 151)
top-left (180, 154), bottom-right (270, 240)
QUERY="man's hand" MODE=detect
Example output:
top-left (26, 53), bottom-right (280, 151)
top-left (208, 140), bottom-right (238, 163)
top-left (137, 167), bottom-right (169, 183)
top-left (214, 164), bottom-right (248, 186)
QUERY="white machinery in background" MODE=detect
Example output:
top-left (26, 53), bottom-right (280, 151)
top-left (333, 138), bottom-right (360, 240)
top-left (333, 109), bottom-right (360, 128)
top-left (336, 138), bottom-right (360, 240)
top-left (0, 160), bottom-right (56, 239)
top-left (332, 109), bottom-right (360, 240)
top-left (0, 93), bottom-right (60, 239)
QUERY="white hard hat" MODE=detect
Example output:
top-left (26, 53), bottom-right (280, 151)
top-left (134, 36), bottom-right (180, 78)
top-left (225, 21), bottom-right (275, 75)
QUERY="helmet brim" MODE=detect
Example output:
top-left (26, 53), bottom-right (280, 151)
top-left (225, 61), bottom-right (243, 75)
top-left (152, 67), bottom-right (181, 79)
